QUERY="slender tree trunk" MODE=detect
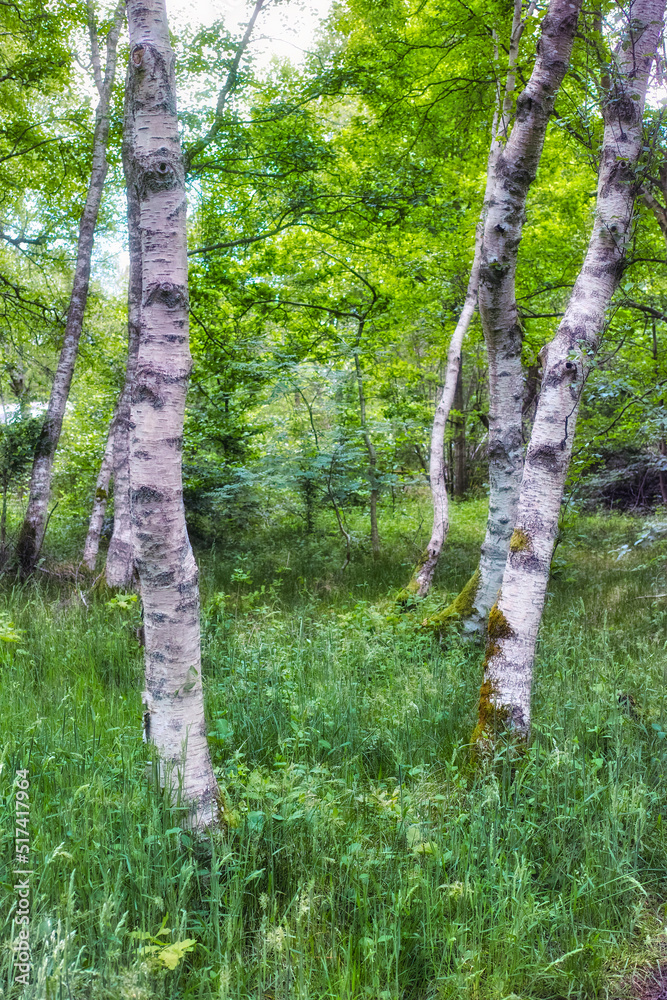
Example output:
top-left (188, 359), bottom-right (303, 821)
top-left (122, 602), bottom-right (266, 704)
top-left (105, 192), bottom-right (141, 590)
top-left (476, 0), bottom-right (665, 741)
top-left (424, 0), bottom-right (582, 629)
top-left (354, 348), bottom-right (380, 556)
top-left (81, 408), bottom-right (117, 571)
top-left (404, 2), bottom-right (529, 601)
top-left (15, 2), bottom-right (124, 575)
top-left (453, 363), bottom-right (466, 497)
top-left (126, 0), bottom-right (219, 830)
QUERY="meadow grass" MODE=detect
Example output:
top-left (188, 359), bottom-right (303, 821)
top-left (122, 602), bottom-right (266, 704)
top-left (0, 499), bottom-right (666, 998)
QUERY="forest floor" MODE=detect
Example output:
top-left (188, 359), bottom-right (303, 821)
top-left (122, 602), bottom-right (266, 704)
top-left (1, 498), bottom-right (667, 999)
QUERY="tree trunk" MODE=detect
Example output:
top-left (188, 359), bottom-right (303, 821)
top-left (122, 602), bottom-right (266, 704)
top-left (105, 188), bottom-right (141, 590)
top-left (354, 348), bottom-right (380, 556)
top-left (125, 0), bottom-right (219, 830)
top-left (425, 0), bottom-right (582, 631)
top-left (81, 408), bottom-right (116, 571)
top-left (404, 2), bottom-right (528, 601)
top-left (15, 1), bottom-right (124, 575)
top-left (453, 363), bottom-right (466, 497)
top-left (476, 0), bottom-right (665, 741)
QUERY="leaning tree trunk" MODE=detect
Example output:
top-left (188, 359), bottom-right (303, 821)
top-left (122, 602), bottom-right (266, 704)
top-left (81, 407), bottom-right (117, 571)
top-left (15, 1), bottom-right (124, 575)
top-left (424, 0), bottom-right (582, 631)
top-left (476, 0), bottom-right (665, 742)
top-left (125, 0), bottom-right (219, 830)
top-left (405, 0), bottom-right (527, 601)
top-left (403, 255), bottom-right (480, 598)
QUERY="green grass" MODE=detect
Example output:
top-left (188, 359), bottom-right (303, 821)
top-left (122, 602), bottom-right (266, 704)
top-left (1, 500), bottom-right (667, 998)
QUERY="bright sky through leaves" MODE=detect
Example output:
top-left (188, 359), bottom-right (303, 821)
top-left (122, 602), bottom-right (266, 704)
top-left (166, 0), bottom-right (331, 66)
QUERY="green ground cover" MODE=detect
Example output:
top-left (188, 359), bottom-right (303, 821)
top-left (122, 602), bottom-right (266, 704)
top-left (1, 499), bottom-right (667, 999)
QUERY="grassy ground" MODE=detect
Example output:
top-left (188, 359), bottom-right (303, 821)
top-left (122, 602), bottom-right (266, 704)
top-left (1, 498), bottom-right (667, 999)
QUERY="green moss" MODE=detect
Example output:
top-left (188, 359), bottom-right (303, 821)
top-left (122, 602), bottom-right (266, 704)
top-left (471, 677), bottom-right (507, 744)
top-left (394, 550), bottom-right (429, 607)
top-left (422, 568), bottom-right (480, 636)
top-left (487, 601), bottom-right (513, 642)
top-left (471, 604), bottom-right (515, 747)
top-left (509, 528), bottom-right (531, 553)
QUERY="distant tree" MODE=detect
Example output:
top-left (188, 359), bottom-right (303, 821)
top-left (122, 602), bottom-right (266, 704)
top-left (16, 0), bottom-right (125, 576)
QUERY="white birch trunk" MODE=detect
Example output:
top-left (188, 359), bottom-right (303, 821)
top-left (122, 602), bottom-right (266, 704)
top-left (478, 0), bottom-right (666, 739)
top-left (408, 257), bottom-right (479, 597)
top-left (423, 0), bottom-right (581, 621)
top-left (81, 409), bottom-right (116, 571)
top-left (15, 2), bottom-right (124, 575)
top-left (474, 0), bottom-right (583, 635)
top-left (105, 183), bottom-right (141, 591)
top-left (126, 0), bottom-right (219, 830)
top-left (408, 119), bottom-right (501, 599)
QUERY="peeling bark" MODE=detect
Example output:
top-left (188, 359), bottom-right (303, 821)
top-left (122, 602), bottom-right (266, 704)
top-left (15, 1), bottom-right (125, 575)
top-left (126, 0), bottom-right (219, 830)
top-left (478, 0), bottom-right (666, 740)
top-left (81, 408), bottom-right (116, 572)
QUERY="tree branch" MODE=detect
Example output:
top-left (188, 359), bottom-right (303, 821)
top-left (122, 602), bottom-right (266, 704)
top-left (184, 0), bottom-right (268, 174)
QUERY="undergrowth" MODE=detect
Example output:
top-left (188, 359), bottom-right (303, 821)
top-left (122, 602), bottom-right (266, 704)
top-left (0, 502), bottom-right (666, 998)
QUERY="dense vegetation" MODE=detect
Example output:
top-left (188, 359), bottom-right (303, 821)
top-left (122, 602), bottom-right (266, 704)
top-left (2, 501), bottom-right (667, 998)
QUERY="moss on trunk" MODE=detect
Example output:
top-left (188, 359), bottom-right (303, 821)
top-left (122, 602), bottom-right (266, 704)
top-left (509, 528), bottom-right (531, 553)
top-left (421, 568), bottom-right (481, 636)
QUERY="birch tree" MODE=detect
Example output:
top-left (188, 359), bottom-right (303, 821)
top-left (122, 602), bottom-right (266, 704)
top-left (125, 0), bottom-right (219, 829)
top-left (423, 0), bottom-right (583, 623)
top-left (402, 10), bottom-right (519, 600)
top-left (476, 0), bottom-right (666, 741)
top-left (15, 0), bottom-right (124, 575)
top-left (97, 0), bottom-right (268, 589)
top-left (81, 408), bottom-right (116, 571)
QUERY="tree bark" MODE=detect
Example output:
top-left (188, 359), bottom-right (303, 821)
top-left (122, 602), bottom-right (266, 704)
top-left (406, 266), bottom-right (478, 597)
top-left (126, 0), bottom-right (219, 830)
top-left (425, 0), bottom-right (582, 630)
top-left (453, 363), bottom-right (466, 497)
top-left (477, 0), bottom-right (665, 741)
top-left (15, 1), bottom-right (124, 575)
top-left (81, 408), bottom-right (116, 571)
top-left (105, 182), bottom-right (141, 590)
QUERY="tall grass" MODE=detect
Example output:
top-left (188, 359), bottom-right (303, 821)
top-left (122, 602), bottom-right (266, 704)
top-left (0, 502), bottom-right (666, 998)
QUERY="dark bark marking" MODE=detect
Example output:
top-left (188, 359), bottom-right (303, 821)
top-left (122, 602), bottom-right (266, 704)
top-left (528, 443), bottom-right (559, 470)
top-left (132, 485), bottom-right (165, 503)
top-left (144, 281), bottom-right (188, 310)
